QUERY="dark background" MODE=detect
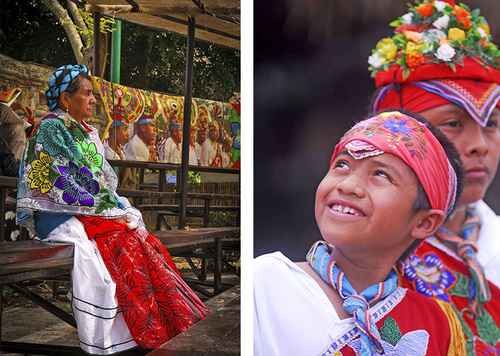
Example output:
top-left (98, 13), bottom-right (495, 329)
top-left (254, 0), bottom-right (500, 260)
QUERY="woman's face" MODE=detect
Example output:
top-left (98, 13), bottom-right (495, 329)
top-left (61, 77), bottom-right (96, 121)
top-left (420, 105), bottom-right (500, 206)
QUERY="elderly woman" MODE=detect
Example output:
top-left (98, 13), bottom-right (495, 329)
top-left (16, 64), bottom-right (208, 354)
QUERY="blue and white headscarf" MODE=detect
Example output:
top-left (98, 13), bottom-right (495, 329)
top-left (45, 64), bottom-right (90, 111)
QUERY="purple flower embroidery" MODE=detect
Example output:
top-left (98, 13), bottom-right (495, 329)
top-left (54, 162), bottom-right (100, 207)
top-left (403, 253), bottom-right (456, 301)
top-left (383, 118), bottom-right (411, 135)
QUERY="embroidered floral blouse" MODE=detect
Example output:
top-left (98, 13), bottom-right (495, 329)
top-left (16, 110), bottom-right (127, 234)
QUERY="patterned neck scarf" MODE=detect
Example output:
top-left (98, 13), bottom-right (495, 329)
top-left (434, 206), bottom-right (490, 314)
top-left (307, 241), bottom-right (398, 356)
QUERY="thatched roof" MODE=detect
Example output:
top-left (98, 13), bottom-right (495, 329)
top-left (85, 0), bottom-right (240, 49)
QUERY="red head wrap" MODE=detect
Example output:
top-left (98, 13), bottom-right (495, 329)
top-left (331, 111), bottom-right (457, 215)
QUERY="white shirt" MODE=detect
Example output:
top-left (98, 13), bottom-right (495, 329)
top-left (103, 140), bottom-right (121, 160)
top-left (161, 137), bottom-right (182, 164)
top-left (124, 134), bottom-right (149, 161)
top-left (195, 141), bottom-right (210, 166)
top-left (254, 252), bottom-right (408, 356)
top-left (426, 200), bottom-right (500, 287)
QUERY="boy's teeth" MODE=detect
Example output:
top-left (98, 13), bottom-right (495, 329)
top-left (331, 204), bottom-right (361, 216)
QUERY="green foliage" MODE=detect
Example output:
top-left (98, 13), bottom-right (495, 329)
top-left (0, 0), bottom-right (74, 66)
top-left (0, 0), bottom-right (239, 101)
top-left (121, 22), bottom-right (239, 101)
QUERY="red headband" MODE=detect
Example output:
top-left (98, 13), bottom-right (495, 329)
top-left (331, 111), bottom-right (457, 215)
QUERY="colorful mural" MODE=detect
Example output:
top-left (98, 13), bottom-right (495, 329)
top-left (1, 72), bottom-right (240, 169)
top-left (91, 77), bottom-right (240, 169)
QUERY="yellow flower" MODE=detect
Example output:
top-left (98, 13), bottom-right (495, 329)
top-left (479, 22), bottom-right (491, 36)
top-left (376, 38), bottom-right (398, 61)
top-left (406, 41), bottom-right (423, 54)
top-left (28, 151), bottom-right (54, 194)
top-left (448, 27), bottom-right (466, 42)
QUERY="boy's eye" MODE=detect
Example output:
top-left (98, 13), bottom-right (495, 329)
top-left (440, 119), bottom-right (462, 129)
top-left (333, 159), bottom-right (349, 170)
top-left (485, 119), bottom-right (498, 128)
top-left (374, 169), bottom-right (391, 181)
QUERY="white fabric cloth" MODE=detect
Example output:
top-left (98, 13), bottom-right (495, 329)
top-left (254, 252), bottom-right (407, 356)
top-left (161, 137), bottom-right (182, 164)
top-left (189, 145), bottom-right (199, 165)
top-left (103, 141), bottom-right (121, 160)
top-left (46, 218), bottom-right (137, 354)
top-left (43, 126), bottom-right (139, 354)
top-left (426, 200), bottom-right (500, 287)
top-left (124, 134), bottom-right (149, 161)
top-left (195, 141), bottom-right (209, 166)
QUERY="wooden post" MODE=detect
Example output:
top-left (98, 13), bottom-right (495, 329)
top-left (179, 17), bottom-right (196, 229)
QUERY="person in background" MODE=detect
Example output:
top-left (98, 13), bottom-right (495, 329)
top-left (0, 87), bottom-right (26, 176)
top-left (104, 119), bottom-right (129, 160)
top-left (367, 1), bottom-right (500, 352)
top-left (195, 123), bottom-right (209, 166)
top-left (160, 119), bottom-right (182, 163)
top-left (124, 114), bottom-right (157, 161)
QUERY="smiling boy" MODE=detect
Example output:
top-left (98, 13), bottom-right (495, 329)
top-left (254, 111), bottom-right (465, 356)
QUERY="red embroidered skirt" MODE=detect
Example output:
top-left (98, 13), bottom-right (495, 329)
top-left (77, 216), bottom-right (209, 349)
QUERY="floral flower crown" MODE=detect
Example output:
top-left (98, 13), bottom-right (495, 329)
top-left (368, 0), bottom-right (500, 78)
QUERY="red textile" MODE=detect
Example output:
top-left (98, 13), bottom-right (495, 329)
top-left (375, 58), bottom-right (500, 88)
top-left (340, 290), bottom-right (452, 355)
top-left (77, 216), bottom-right (209, 349)
top-left (374, 80), bottom-right (500, 114)
top-left (401, 241), bottom-right (500, 353)
top-left (332, 112), bottom-right (456, 213)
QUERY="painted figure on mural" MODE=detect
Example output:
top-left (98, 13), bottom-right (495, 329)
top-left (195, 122), bottom-right (210, 166)
top-left (207, 120), bottom-right (223, 167)
top-left (124, 114), bottom-right (157, 161)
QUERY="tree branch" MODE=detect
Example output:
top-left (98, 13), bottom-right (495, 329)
top-left (41, 0), bottom-right (84, 63)
top-left (66, 0), bottom-right (89, 46)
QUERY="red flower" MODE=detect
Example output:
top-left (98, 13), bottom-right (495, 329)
top-left (416, 3), bottom-right (434, 17)
top-left (454, 6), bottom-right (472, 29)
top-left (406, 52), bottom-right (425, 68)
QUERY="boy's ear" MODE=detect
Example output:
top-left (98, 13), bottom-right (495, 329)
top-left (410, 209), bottom-right (446, 240)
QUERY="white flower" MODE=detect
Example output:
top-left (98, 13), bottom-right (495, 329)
top-left (10, 230), bottom-right (20, 241)
top-left (433, 15), bottom-right (450, 30)
top-left (436, 43), bottom-right (456, 61)
top-left (368, 52), bottom-right (385, 68)
top-left (5, 211), bottom-right (15, 220)
top-left (478, 28), bottom-right (487, 38)
top-left (35, 143), bottom-right (43, 152)
top-left (401, 13), bottom-right (414, 24)
top-left (434, 1), bottom-right (447, 12)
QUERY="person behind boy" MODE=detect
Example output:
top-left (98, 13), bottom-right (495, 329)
top-left (367, 1), bottom-right (500, 352)
top-left (254, 111), bottom-right (466, 356)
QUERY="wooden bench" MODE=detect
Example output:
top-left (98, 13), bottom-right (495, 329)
top-left (148, 285), bottom-right (240, 356)
top-left (156, 227), bottom-right (240, 295)
top-left (0, 240), bottom-right (78, 355)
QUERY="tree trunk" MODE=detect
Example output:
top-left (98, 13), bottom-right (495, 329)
top-left (41, 0), bottom-right (84, 64)
top-left (66, 0), bottom-right (89, 46)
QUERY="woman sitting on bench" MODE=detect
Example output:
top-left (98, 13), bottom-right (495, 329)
top-left (16, 64), bottom-right (209, 355)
